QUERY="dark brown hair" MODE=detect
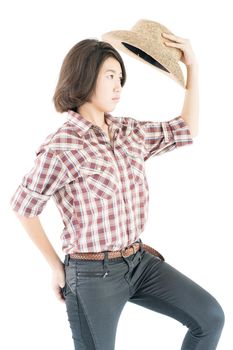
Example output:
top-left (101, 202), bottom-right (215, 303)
top-left (53, 38), bottom-right (127, 113)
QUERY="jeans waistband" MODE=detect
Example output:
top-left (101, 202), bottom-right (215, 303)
top-left (64, 238), bottom-right (145, 269)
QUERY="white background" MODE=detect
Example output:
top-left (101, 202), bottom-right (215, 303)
top-left (1, 0), bottom-right (232, 349)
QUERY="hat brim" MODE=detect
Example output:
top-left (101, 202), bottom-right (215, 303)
top-left (101, 30), bottom-right (185, 88)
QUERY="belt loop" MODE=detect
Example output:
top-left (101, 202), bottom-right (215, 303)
top-left (103, 251), bottom-right (109, 278)
top-left (138, 238), bottom-right (144, 253)
top-left (64, 254), bottom-right (70, 266)
top-left (138, 238), bottom-right (144, 261)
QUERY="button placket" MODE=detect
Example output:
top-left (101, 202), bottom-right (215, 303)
top-left (107, 150), bottom-right (121, 183)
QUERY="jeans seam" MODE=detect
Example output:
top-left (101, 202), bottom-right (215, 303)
top-left (75, 265), bottom-right (100, 350)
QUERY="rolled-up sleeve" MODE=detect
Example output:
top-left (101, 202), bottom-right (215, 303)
top-left (137, 116), bottom-right (193, 160)
top-left (9, 150), bottom-right (71, 217)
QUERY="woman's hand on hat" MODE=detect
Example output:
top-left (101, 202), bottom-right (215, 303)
top-left (161, 32), bottom-right (197, 67)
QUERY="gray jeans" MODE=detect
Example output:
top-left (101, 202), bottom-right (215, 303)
top-left (62, 239), bottom-right (224, 349)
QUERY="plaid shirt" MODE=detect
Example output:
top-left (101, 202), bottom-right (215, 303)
top-left (10, 109), bottom-right (193, 254)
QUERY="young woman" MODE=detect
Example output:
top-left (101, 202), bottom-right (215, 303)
top-left (10, 37), bottom-right (224, 350)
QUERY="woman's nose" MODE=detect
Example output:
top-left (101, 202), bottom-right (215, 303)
top-left (115, 80), bottom-right (122, 90)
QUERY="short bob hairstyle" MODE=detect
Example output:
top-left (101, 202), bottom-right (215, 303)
top-left (53, 38), bottom-right (127, 113)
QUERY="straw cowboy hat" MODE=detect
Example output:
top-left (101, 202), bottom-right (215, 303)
top-left (101, 19), bottom-right (185, 88)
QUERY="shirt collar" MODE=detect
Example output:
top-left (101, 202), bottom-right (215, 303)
top-left (66, 109), bottom-right (122, 137)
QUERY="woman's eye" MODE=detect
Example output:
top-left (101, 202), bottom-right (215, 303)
top-left (108, 75), bottom-right (123, 81)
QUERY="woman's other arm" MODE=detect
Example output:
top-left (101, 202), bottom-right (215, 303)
top-left (13, 211), bottom-right (66, 303)
top-left (162, 32), bottom-right (199, 137)
top-left (181, 63), bottom-right (199, 137)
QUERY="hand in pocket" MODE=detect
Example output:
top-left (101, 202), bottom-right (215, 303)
top-left (51, 263), bottom-right (66, 303)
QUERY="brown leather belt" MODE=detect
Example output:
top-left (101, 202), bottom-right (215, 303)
top-left (69, 242), bottom-right (165, 261)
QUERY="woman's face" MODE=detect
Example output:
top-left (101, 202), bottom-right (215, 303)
top-left (90, 56), bottom-right (123, 113)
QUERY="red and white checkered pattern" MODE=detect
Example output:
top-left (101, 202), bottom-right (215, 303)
top-left (10, 109), bottom-right (193, 254)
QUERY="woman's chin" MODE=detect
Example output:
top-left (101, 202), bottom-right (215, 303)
top-left (105, 106), bottom-right (115, 113)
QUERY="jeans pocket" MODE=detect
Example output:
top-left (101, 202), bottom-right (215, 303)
top-left (76, 269), bottom-right (107, 288)
top-left (77, 271), bottom-right (104, 278)
top-left (63, 265), bottom-right (77, 295)
top-left (61, 283), bottom-right (67, 298)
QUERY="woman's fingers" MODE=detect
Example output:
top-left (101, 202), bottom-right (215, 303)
top-left (162, 32), bottom-right (187, 44)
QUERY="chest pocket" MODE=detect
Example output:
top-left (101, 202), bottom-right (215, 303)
top-left (121, 126), bottom-right (146, 184)
top-left (124, 145), bottom-right (145, 184)
top-left (79, 159), bottom-right (119, 200)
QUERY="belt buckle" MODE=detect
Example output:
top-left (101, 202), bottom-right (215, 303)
top-left (120, 243), bottom-right (136, 258)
